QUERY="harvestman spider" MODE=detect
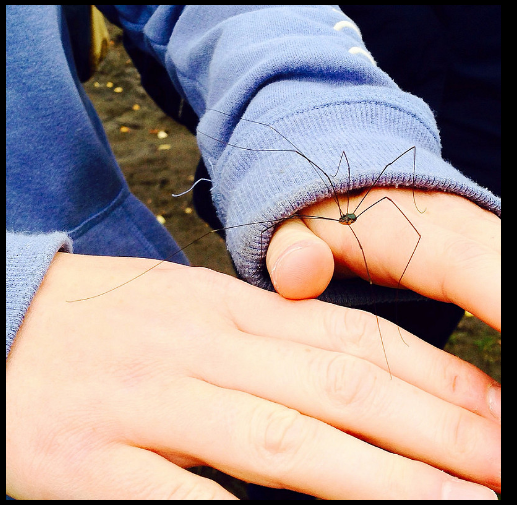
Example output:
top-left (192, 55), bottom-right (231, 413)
top-left (196, 110), bottom-right (426, 376)
top-left (69, 108), bottom-right (426, 377)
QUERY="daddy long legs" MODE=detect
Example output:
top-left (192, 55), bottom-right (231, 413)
top-left (69, 107), bottom-right (427, 377)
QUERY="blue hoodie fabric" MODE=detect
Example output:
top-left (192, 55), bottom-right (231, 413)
top-left (6, 5), bottom-right (500, 358)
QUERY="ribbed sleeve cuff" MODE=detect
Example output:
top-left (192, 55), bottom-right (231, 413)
top-left (6, 231), bottom-right (73, 358)
top-left (201, 94), bottom-right (500, 305)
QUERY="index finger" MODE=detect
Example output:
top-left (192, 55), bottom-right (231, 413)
top-left (300, 193), bottom-right (501, 330)
top-left (390, 192), bottom-right (501, 329)
top-left (395, 218), bottom-right (501, 331)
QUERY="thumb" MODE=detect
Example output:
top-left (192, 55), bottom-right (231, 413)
top-left (266, 217), bottom-right (334, 299)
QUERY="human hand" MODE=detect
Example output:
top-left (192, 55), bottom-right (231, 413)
top-left (267, 188), bottom-right (501, 331)
top-left (6, 252), bottom-right (499, 499)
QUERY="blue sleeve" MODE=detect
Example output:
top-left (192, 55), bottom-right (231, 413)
top-left (96, 5), bottom-right (500, 302)
top-left (6, 232), bottom-right (73, 358)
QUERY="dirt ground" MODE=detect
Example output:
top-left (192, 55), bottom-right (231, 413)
top-left (83, 23), bottom-right (235, 277)
top-left (83, 20), bottom-right (500, 499)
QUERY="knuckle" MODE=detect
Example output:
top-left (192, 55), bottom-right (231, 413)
top-left (440, 409), bottom-right (477, 460)
top-left (314, 354), bottom-right (378, 410)
top-left (163, 478), bottom-right (223, 500)
top-left (376, 454), bottom-right (419, 500)
top-left (260, 409), bottom-right (305, 456)
top-left (441, 237), bottom-right (493, 299)
top-left (322, 305), bottom-right (379, 356)
top-left (438, 356), bottom-right (489, 414)
top-left (250, 405), bottom-right (311, 482)
top-left (438, 353), bottom-right (471, 400)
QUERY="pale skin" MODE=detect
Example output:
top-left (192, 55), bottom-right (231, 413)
top-left (6, 188), bottom-right (500, 499)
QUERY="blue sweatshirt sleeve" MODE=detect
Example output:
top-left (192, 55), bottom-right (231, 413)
top-left (6, 232), bottom-right (73, 359)
top-left (99, 5), bottom-right (500, 302)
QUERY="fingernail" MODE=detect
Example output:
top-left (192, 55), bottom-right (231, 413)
top-left (271, 243), bottom-right (306, 288)
top-left (488, 384), bottom-right (501, 421)
top-left (442, 479), bottom-right (498, 500)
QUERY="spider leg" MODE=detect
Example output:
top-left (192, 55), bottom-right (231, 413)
top-left (347, 224), bottom-right (393, 379)
top-left (356, 196), bottom-right (421, 346)
top-left (353, 146), bottom-right (426, 215)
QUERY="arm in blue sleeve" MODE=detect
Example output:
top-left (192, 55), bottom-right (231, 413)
top-left (6, 232), bottom-right (73, 358)
top-left (96, 5), bottom-right (500, 298)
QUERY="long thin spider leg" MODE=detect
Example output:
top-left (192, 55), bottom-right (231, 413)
top-left (295, 214), bottom-right (340, 223)
top-left (200, 109), bottom-right (345, 215)
top-left (257, 210), bottom-right (392, 378)
top-left (207, 108), bottom-right (306, 156)
top-left (347, 225), bottom-right (392, 379)
top-left (231, 113), bottom-right (346, 214)
top-left (330, 149), bottom-right (349, 178)
top-left (328, 150), bottom-right (352, 214)
top-left (197, 130), bottom-right (343, 215)
top-left (356, 196), bottom-right (422, 346)
top-left (68, 208), bottom-right (348, 303)
top-left (66, 228), bottom-right (220, 302)
top-left (258, 217), bottom-right (289, 261)
top-left (355, 195), bottom-right (422, 284)
top-left (393, 231), bottom-right (421, 348)
top-left (352, 146), bottom-right (426, 215)
top-left (342, 150), bottom-right (352, 215)
top-left (306, 160), bottom-right (343, 214)
top-left (66, 217), bottom-right (315, 302)
top-left (409, 146), bottom-right (426, 214)
top-left (257, 213), bottom-right (346, 258)
top-left (252, 207), bottom-right (403, 377)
